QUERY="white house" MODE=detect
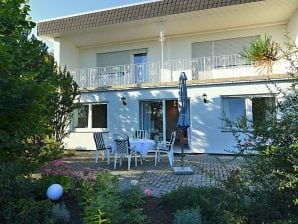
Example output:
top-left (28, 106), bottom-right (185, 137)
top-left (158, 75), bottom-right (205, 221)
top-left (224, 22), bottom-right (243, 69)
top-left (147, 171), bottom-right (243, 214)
top-left (37, 0), bottom-right (298, 154)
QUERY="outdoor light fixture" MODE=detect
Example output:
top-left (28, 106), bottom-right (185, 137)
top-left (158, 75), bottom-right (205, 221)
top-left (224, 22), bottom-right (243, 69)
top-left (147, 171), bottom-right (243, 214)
top-left (120, 95), bottom-right (127, 105)
top-left (202, 93), bottom-right (207, 103)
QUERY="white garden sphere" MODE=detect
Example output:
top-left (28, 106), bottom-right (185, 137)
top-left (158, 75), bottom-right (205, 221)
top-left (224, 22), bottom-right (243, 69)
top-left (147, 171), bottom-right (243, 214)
top-left (47, 184), bottom-right (63, 200)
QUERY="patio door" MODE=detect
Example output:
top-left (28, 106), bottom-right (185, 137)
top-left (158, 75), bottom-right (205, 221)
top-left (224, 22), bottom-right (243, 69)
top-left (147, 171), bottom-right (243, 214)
top-left (140, 101), bottom-right (163, 141)
top-left (140, 99), bottom-right (190, 149)
top-left (134, 53), bottom-right (147, 83)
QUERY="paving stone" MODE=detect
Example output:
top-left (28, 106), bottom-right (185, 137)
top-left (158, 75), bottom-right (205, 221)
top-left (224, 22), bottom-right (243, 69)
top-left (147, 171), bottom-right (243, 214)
top-left (62, 152), bottom-right (241, 197)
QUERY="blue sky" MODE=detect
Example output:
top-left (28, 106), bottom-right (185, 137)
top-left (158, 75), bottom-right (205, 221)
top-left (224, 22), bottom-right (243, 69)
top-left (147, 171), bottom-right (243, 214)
top-left (29, 0), bottom-right (148, 50)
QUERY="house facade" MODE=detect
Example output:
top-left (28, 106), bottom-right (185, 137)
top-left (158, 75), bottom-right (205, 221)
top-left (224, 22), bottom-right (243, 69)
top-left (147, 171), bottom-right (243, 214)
top-left (37, 0), bottom-right (298, 154)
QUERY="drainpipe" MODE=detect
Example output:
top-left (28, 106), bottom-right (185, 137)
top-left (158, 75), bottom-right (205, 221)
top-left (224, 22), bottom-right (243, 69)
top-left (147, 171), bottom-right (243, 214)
top-left (159, 21), bottom-right (165, 76)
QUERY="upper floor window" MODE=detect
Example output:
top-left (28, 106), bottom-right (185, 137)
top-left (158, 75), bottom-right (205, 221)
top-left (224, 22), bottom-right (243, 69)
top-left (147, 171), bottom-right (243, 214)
top-left (221, 96), bottom-right (275, 130)
top-left (72, 104), bottom-right (107, 130)
top-left (192, 36), bottom-right (258, 67)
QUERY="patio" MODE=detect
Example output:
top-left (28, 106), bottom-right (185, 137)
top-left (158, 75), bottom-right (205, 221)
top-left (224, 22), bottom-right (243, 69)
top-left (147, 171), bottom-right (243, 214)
top-left (62, 151), bottom-right (241, 197)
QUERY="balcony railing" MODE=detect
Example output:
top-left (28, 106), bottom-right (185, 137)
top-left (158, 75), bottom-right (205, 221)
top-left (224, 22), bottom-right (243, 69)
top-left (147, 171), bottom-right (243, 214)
top-left (70, 54), bottom-right (285, 89)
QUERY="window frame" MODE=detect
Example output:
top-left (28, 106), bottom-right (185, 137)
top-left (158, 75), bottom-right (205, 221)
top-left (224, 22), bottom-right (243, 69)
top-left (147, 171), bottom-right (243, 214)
top-left (221, 95), bottom-right (276, 132)
top-left (72, 103), bottom-right (109, 132)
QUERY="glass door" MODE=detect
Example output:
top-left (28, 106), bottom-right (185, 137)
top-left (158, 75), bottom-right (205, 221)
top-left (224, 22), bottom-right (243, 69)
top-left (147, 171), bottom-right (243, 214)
top-left (134, 53), bottom-right (147, 83)
top-left (140, 101), bottom-right (163, 141)
top-left (140, 99), bottom-right (190, 148)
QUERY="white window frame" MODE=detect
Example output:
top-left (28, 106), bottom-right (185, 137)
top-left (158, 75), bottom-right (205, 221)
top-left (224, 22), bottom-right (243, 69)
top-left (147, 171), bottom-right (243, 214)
top-left (221, 94), bottom-right (276, 132)
top-left (72, 103), bottom-right (109, 132)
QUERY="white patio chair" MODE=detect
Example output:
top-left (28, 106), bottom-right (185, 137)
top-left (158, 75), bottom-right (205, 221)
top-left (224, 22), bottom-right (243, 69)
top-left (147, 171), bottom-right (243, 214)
top-left (113, 134), bottom-right (138, 170)
top-left (93, 132), bottom-right (112, 164)
top-left (134, 130), bottom-right (147, 139)
top-left (154, 131), bottom-right (176, 166)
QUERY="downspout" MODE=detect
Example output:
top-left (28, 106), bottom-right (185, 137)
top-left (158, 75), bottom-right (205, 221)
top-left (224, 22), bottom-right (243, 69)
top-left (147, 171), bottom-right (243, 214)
top-left (159, 21), bottom-right (165, 77)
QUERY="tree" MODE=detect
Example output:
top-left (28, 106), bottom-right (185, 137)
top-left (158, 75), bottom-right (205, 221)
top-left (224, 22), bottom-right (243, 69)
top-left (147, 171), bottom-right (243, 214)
top-left (46, 64), bottom-right (80, 143)
top-left (232, 34), bottom-right (298, 222)
top-left (0, 0), bottom-right (80, 164)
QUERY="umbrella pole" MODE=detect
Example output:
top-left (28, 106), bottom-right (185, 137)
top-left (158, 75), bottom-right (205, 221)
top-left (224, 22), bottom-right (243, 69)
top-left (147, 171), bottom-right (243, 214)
top-left (181, 129), bottom-right (184, 167)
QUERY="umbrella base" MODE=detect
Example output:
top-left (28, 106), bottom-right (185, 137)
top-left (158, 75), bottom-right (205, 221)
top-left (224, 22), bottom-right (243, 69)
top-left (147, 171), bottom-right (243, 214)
top-left (173, 166), bottom-right (194, 175)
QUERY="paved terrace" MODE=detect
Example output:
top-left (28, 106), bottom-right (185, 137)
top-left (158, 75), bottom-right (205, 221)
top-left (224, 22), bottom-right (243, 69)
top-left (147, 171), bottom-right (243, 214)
top-left (62, 151), bottom-right (241, 197)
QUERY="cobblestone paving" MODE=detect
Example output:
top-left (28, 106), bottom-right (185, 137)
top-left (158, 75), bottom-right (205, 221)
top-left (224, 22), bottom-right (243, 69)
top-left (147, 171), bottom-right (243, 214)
top-left (62, 151), bottom-right (241, 197)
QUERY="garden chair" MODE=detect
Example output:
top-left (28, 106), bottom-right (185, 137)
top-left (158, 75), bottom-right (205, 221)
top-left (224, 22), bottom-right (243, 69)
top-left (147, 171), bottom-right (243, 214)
top-left (113, 134), bottom-right (139, 170)
top-left (134, 130), bottom-right (147, 139)
top-left (93, 132), bottom-right (112, 164)
top-left (154, 131), bottom-right (176, 166)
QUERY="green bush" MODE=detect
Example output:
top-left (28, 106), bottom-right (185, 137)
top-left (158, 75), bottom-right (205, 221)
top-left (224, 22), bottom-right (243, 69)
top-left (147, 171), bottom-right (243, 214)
top-left (3, 198), bottom-right (54, 224)
top-left (118, 185), bottom-right (149, 224)
top-left (236, 33), bottom-right (298, 223)
top-left (174, 207), bottom-right (202, 224)
top-left (75, 170), bottom-right (120, 224)
top-left (120, 185), bottom-right (145, 209)
top-left (51, 202), bottom-right (70, 224)
top-left (161, 186), bottom-right (223, 212)
top-left (38, 139), bottom-right (64, 163)
top-left (36, 160), bottom-right (73, 198)
top-left (0, 162), bottom-right (55, 223)
top-left (161, 186), bottom-right (247, 224)
top-left (162, 187), bottom-right (223, 224)
top-left (119, 208), bottom-right (150, 224)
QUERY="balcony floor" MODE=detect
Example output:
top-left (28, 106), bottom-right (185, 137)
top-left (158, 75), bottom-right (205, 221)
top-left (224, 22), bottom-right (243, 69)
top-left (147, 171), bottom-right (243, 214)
top-left (79, 73), bottom-right (290, 92)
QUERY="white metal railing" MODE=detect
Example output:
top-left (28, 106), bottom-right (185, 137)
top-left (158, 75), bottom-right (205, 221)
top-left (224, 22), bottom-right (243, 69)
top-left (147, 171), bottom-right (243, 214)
top-left (70, 54), bottom-right (285, 88)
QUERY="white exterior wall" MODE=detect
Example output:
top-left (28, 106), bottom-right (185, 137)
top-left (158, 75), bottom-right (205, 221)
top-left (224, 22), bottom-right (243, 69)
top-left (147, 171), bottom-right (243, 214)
top-left (63, 80), bottom-right (292, 153)
top-left (287, 9), bottom-right (298, 45)
top-left (76, 24), bottom-right (287, 67)
top-left (56, 38), bottom-right (79, 70)
top-left (78, 40), bottom-right (162, 68)
top-left (62, 23), bottom-right (294, 154)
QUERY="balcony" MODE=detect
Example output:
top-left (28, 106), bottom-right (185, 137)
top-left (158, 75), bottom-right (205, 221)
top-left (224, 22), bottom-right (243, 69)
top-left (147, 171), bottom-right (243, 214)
top-left (70, 54), bottom-right (287, 89)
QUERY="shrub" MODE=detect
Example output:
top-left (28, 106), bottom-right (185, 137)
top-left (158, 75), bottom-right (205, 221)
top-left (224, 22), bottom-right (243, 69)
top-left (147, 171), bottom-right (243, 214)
top-left (37, 160), bottom-right (73, 197)
top-left (51, 202), bottom-right (70, 223)
top-left (0, 161), bottom-right (56, 223)
top-left (161, 186), bottom-right (224, 224)
top-left (120, 185), bottom-right (145, 209)
top-left (173, 207), bottom-right (202, 224)
top-left (119, 208), bottom-right (150, 224)
top-left (3, 198), bottom-right (54, 224)
top-left (38, 139), bottom-right (64, 163)
top-left (76, 170), bottom-right (120, 224)
top-left (118, 185), bottom-right (149, 224)
top-left (230, 88), bottom-right (298, 222)
top-left (228, 34), bottom-right (298, 223)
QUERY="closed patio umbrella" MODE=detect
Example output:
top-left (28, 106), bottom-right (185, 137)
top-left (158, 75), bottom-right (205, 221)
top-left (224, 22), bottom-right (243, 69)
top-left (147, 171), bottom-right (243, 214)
top-left (177, 72), bottom-right (190, 131)
top-left (174, 72), bottom-right (193, 174)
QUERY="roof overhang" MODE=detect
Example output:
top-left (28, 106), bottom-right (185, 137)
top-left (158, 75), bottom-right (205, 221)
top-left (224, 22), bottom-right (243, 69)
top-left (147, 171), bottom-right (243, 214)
top-left (37, 0), bottom-right (298, 48)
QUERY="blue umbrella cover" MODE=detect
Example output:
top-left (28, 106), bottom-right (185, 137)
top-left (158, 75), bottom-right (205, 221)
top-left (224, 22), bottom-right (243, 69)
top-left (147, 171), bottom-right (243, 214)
top-left (174, 72), bottom-right (193, 174)
top-left (177, 72), bottom-right (190, 130)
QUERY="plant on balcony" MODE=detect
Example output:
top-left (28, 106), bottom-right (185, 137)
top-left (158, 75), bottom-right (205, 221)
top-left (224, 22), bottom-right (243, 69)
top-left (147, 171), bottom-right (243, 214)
top-left (240, 34), bottom-right (281, 73)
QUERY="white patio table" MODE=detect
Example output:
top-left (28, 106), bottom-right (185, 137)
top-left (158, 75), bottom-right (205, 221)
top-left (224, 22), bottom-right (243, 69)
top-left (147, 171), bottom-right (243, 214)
top-left (110, 139), bottom-right (155, 157)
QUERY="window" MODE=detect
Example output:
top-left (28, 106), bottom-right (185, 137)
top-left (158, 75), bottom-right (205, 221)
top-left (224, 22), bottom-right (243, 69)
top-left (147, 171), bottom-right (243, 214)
top-left (222, 97), bottom-right (246, 128)
top-left (192, 36), bottom-right (258, 68)
top-left (72, 104), bottom-right (107, 130)
top-left (192, 36), bottom-right (258, 59)
top-left (92, 104), bottom-right (107, 128)
top-left (221, 96), bottom-right (275, 130)
top-left (252, 97), bottom-right (275, 128)
top-left (73, 105), bottom-right (89, 128)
